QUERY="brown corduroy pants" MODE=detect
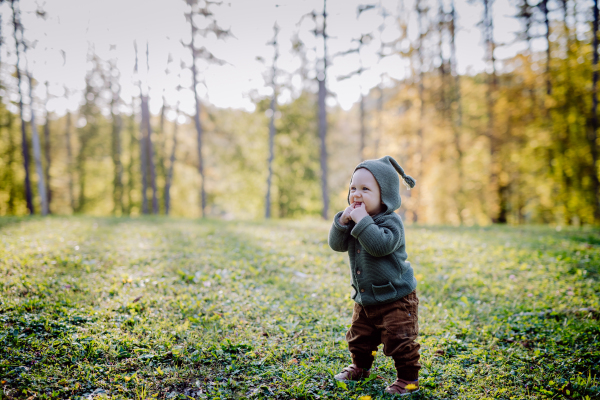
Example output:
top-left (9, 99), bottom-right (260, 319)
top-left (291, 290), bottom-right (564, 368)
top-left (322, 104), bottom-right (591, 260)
top-left (346, 290), bottom-right (420, 381)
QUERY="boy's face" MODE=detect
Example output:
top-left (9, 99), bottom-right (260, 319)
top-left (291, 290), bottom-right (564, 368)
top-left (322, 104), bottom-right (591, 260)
top-left (350, 168), bottom-right (383, 216)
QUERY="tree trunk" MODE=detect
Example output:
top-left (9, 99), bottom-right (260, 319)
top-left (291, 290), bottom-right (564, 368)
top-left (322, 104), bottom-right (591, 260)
top-left (27, 73), bottom-right (48, 216)
top-left (10, 0), bottom-right (34, 214)
top-left (540, 0), bottom-right (551, 95)
top-left (265, 24), bottom-right (279, 219)
top-left (318, 0), bottom-right (329, 220)
top-left (482, 0), bottom-right (504, 223)
top-left (6, 113), bottom-right (18, 214)
top-left (110, 66), bottom-right (123, 215)
top-left (139, 95), bottom-right (149, 214)
top-left (164, 104), bottom-right (179, 216)
top-left (450, 0), bottom-right (464, 223)
top-left (590, 0), bottom-right (600, 222)
top-left (43, 82), bottom-right (51, 213)
top-left (64, 110), bottom-right (75, 212)
top-left (189, 19), bottom-right (207, 218)
top-left (359, 93), bottom-right (366, 160)
top-left (144, 45), bottom-right (158, 215)
top-left (126, 112), bottom-right (136, 215)
top-left (415, 0), bottom-right (426, 223)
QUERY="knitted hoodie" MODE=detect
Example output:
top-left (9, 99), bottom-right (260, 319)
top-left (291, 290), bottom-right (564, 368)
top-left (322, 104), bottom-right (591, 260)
top-left (328, 156), bottom-right (416, 306)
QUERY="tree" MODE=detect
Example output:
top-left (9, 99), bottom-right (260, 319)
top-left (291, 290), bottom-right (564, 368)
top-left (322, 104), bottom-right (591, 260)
top-left (108, 56), bottom-right (124, 215)
top-left (63, 89), bottom-right (75, 212)
top-left (43, 81), bottom-right (52, 212)
top-left (26, 71), bottom-right (48, 215)
top-left (316, 0), bottom-right (330, 220)
top-left (265, 23), bottom-right (279, 219)
top-left (590, 0), bottom-right (600, 221)
top-left (10, 0), bottom-right (33, 214)
top-left (184, 0), bottom-right (231, 218)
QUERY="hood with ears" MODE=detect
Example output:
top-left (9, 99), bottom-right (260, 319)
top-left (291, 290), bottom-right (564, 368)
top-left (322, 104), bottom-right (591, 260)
top-left (347, 155), bottom-right (416, 215)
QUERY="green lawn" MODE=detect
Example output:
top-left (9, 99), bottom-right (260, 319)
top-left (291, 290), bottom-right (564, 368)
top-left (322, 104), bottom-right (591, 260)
top-left (1, 217), bottom-right (599, 399)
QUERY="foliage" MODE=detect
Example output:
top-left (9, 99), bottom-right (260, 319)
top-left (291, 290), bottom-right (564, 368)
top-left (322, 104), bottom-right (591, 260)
top-left (0, 217), bottom-right (598, 399)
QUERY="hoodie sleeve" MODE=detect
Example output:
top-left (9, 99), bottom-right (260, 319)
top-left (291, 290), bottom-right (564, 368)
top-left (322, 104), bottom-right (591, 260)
top-left (350, 215), bottom-right (403, 257)
top-left (328, 211), bottom-right (353, 252)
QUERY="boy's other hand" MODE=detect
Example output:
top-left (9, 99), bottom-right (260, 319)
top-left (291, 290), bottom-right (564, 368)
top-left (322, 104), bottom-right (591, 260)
top-left (350, 202), bottom-right (368, 224)
top-left (339, 203), bottom-right (355, 226)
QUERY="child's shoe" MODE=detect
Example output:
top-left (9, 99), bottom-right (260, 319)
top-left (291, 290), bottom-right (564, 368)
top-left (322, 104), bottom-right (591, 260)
top-left (333, 364), bottom-right (371, 381)
top-left (384, 378), bottom-right (419, 395)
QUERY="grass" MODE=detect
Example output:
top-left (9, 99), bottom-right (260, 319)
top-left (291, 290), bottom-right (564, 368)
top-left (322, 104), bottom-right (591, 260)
top-left (0, 216), bottom-right (599, 399)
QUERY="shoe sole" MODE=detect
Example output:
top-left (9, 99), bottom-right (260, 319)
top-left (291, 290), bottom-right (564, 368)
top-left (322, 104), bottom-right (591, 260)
top-left (385, 389), bottom-right (420, 396)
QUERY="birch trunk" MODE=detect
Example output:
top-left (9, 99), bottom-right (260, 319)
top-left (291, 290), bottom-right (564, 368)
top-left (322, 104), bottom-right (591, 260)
top-left (164, 104), bottom-right (179, 216)
top-left (10, 0), bottom-right (34, 214)
top-left (318, 0), bottom-right (329, 220)
top-left (27, 73), bottom-right (48, 216)
top-left (64, 110), bottom-right (76, 212)
top-left (44, 82), bottom-right (51, 213)
top-left (590, 0), bottom-right (600, 222)
top-left (265, 24), bottom-right (279, 219)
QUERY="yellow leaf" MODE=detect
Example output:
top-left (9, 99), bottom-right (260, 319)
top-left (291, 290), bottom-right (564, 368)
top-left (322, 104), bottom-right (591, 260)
top-left (371, 350), bottom-right (377, 356)
top-left (156, 366), bottom-right (163, 376)
top-left (405, 383), bottom-right (418, 391)
top-left (358, 396), bottom-right (372, 400)
top-left (124, 376), bottom-right (131, 381)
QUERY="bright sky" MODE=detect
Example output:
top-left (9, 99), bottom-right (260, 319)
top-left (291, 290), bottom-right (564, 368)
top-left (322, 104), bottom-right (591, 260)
top-left (0, 0), bottom-right (527, 119)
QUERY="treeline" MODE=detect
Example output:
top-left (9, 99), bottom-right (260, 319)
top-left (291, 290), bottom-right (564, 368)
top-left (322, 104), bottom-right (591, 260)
top-left (0, 0), bottom-right (599, 225)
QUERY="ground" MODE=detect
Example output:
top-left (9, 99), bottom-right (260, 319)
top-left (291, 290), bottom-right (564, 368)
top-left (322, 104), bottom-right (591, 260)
top-left (0, 216), bottom-right (599, 399)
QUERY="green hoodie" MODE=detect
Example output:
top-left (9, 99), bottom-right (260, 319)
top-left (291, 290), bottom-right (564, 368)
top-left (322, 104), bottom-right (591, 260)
top-left (328, 156), bottom-right (417, 306)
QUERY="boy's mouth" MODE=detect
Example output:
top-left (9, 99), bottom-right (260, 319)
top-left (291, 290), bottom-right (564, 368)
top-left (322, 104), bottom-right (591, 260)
top-left (353, 202), bottom-right (362, 208)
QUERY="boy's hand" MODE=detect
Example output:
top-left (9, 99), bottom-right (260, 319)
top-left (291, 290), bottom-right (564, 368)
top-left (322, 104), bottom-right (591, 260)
top-left (339, 203), bottom-right (355, 226)
top-left (350, 202), bottom-right (368, 224)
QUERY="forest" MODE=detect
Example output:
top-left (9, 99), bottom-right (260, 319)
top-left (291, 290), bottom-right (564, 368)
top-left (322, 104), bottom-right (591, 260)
top-left (0, 0), bottom-right (599, 226)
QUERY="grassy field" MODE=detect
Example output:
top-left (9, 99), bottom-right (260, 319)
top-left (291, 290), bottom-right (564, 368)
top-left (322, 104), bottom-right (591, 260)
top-left (0, 217), bottom-right (599, 399)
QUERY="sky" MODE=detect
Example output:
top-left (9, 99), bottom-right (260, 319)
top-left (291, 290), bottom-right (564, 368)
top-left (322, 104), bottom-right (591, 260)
top-left (0, 0), bottom-right (528, 119)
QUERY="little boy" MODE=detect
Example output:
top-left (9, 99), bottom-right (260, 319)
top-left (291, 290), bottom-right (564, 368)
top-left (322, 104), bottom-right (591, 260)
top-left (328, 156), bottom-right (420, 395)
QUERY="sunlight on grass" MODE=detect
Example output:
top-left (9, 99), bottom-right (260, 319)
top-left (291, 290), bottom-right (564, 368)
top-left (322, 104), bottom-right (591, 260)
top-left (0, 217), bottom-right (599, 399)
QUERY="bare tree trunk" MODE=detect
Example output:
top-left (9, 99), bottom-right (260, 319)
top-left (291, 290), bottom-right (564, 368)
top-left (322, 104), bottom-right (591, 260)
top-left (164, 104), bottom-right (179, 216)
top-left (110, 70), bottom-right (123, 215)
top-left (64, 109), bottom-right (75, 212)
top-left (189, 19), bottom-right (207, 218)
top-left (540, 0), bottom-right (551, 95)
top-left (43, 82), bottom-right (51, 213)
top-left (10, 0), bottom-right (34, 214)
top-left (450, 0), bottom-right (464, 223)
top-left (481, 0), bottom-right (504, 223)
top-left (140, 95), bottom-right (158, 214)
top-left (414, 0), bottom-right (426, 223)
top-left (139, 95), bottom-right (149, 214)
top-left (6, 113), bottom-right (18, 214)
top-left (265, 24), bottom-right (279, 219)
top-left (590, 0), bottom-right (600, 222)
top-left (359, 93), bottom-right (366, 160)
top-left (126, 112), bottom-right (136, 215)
top-left (318, 0), bottom-right (330, 220)
top-left (26, 73), bottom-right (48, 216)
top-left (145, 44), bottom-right (158, 215)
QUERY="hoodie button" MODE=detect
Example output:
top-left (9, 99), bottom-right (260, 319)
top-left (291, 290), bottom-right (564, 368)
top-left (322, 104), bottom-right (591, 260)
top-left (357, 270), bottom-right (361, 275)
top-left (357, 249), bottom-right (361, 253)
top-left (360, 289), bottom-right (365, 293)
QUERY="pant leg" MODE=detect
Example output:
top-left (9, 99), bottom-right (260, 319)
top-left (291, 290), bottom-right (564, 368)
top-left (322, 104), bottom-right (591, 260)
top-left (346, 302), bottom-right (381, 369)
top-left (380, 291), bottom-right (421, 381)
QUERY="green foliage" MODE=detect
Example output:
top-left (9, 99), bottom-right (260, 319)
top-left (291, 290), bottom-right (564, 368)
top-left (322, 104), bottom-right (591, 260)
top-left (0, 217), bottom-right (598, 399)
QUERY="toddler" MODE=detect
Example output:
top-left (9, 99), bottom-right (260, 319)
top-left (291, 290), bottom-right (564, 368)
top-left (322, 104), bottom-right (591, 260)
top-left (328, 155), bottom-right (420, 395)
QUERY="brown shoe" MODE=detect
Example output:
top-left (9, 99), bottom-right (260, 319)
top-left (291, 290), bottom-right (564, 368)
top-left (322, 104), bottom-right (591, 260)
top-left (333, 364), bottom-right (371, 381)
top-left (385, 378), bottom-right (419, 395)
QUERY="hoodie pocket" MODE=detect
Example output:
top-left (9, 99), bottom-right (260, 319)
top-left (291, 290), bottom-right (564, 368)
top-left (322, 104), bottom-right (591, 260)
top-left (372, 282), bottom-right (397, 303)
